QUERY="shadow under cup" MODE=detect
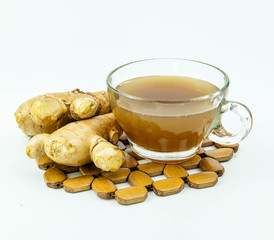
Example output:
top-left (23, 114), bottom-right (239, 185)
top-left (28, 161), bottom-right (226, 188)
top-left (107, 58), bottom-right (252, 163)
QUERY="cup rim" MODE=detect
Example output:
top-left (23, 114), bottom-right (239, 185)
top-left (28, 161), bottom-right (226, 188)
top-left (106, 58), bottom-right (230, 103)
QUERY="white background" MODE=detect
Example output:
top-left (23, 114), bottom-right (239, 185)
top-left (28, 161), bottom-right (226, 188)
top-left (0, 0), bottom-right (273, 239)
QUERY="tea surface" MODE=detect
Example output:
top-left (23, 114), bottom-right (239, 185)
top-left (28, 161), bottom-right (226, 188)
top-left (116, 75), bottom-right (218, 100)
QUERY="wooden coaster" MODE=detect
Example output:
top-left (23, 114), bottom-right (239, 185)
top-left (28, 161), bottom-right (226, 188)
top-left (199, 157), bottom-right (225, 177)
top-left (153, 178), bottom-right (184, 196)
top-left (163, 165), bottom-right (189, 180)
top-left (43, 168), bottom-right (67, 189)
top-left (115, 186), bottom-right (148, 205)
top-left (92, 177), bottom-right (117, 199)
top-left (101, 168), bottom-right (131, 184)
top-left (215, 143), bottom-right (239, 152)
top-left (63, 176), bottom-right (94, 193)
top-left (128, 170), bottom-right (154, 189)
top-left (137, 162), bottom-right (165, 177)
top-left (79, 162), bottom-right (102, 176)
top-left (36, 156), bottom-right (55, 170)
top-left (205, 148), bottom-right (234, 162)
top-left (187, 172), bottom-right (218, 189)
top-left (180, 155), bottom-right (201, 170)
top-left (35, 132), bottom-right (241, 205)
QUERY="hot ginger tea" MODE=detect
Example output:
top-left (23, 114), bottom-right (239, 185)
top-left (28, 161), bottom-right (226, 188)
top-left (110, 75), bottom-right (219, 153)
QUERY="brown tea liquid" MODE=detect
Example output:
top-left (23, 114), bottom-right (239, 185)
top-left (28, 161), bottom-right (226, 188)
top-left (113, 76), bottom-right (219, 152)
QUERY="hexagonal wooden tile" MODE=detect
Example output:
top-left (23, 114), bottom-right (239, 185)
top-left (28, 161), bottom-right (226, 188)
top-left (153, 177), bottom-right (184, 196)
top-left (199, 157), bottom-right (225, 176)
top-left (128, 170), bottom-right (154, 189)
top-left (137, 162), bottom-right (165, 177)
top-left (101, 168), bottom-right (131, 184)
top-left (163, 165), bottom-right (189, 180)
top-left (115, 186), bottom-right (148, 205)
top-left (92, 177), bottom-right (117, 199)
top-left (187, 172), bottom-right (218, 189)
top-left (63, 175), bottom-right (94, 193)
top-left (205, 148), bottom-right (233, 162)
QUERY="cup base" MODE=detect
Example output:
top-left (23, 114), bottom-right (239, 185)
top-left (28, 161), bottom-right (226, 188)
top-left (129, 141), bottom-right (199, 164)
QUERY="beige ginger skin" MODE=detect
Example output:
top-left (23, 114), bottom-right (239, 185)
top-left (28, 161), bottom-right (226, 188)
top-left (15, 89), bottom-right (111, 136)
top-left (26, 113), bottom-right (125, 172)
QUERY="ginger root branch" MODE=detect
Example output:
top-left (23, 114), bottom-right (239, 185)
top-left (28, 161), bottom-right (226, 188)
top-left (26, 113), bottom-right (124, 172)
top-left (15, 90), bottom-right (110, 136)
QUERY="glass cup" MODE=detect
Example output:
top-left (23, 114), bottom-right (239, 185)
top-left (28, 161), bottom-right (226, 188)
top-left (107, 58), bottom-right (253, 163)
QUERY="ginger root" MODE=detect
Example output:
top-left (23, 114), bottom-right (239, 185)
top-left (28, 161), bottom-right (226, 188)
top-left (15, 89), bottom-right (110, 136)
top-left (26, 113), bottom-right (125, 172)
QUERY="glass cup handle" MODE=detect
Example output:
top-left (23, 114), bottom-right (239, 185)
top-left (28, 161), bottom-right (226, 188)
top-left (208, 100), bottom-right (253, 145)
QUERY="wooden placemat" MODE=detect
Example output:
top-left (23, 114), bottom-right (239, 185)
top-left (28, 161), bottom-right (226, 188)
top-left (37, 138), bottom-right (238, 205)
